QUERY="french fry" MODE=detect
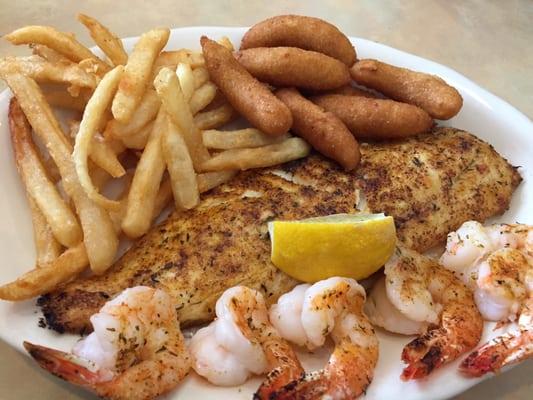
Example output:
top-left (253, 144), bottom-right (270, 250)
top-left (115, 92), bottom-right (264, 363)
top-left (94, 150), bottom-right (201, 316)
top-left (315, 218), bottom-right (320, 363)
top-left (74, 65), bottom-right (124, 210)
top-left (152, 177), bottom-right (172, 220)
top-left (202, 128), bottom-right (289, 149)
top-left (77, 13), bottom-right (128, 66)
top-left (154, 67), bottom-right (210, 169)
top-left (28, 194), bottom-right (62, 266)
top-left (104, 88), bottom-right (160, 138)
top-left (0, 243), bottom-right (88, 301)
top-left (70, 118), bottom-right (126, 178)
top-left (112, 28), bottom-right (169, 123)
top-left (162, 117), bottom-right (199, 209)
top-left (194, 103), bottom-right (235, 130)
top-left (218, 36), bottom-right (234, 51)
top-left (192, 67), bottom-right (209, 89)
top-left (5, 25), bottom-right (110, 72)
top-left (43, 87), bottom-right (90, 112)
top-left (176, 62), bottom-right (194, 102)
top-left (0, 56), bottom-right (97, 88)
top-left (188, 51), bottom-right (205, 68)
top-left (90, 134), bottom-right (126, 178)
top-left (121, 108), bottom-right (167, 238)
top-left (108, 171), bottom-right (134, 232)
top-left (197, 170), bottom-right (237, 193)
top-left (200, 137), bottom-right (311, 171)
top-left (30, 44), bottom-right (71, 63)
top-left (189, 81), bottom-right (217, 115)
top-left (9, 98), bottom-right (82, 248)
top-left (153, 49), bottom-right (190, 69)
top-left (4, 73), bottom-right (118, 273)
top-left (120, 120), bottom-right (153, 149)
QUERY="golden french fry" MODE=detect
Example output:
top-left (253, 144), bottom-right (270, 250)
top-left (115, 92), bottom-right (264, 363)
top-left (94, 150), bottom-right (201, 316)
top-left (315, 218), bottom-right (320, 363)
top-left (202, 128), bottom-right (290, 149)
top-left (4, 73), bottom-right (118, 273)
top-left (152, 177), bottom-right (172, 221)
top-left (74, 65), bottom-right (125, 211)
top-left (43, 88), bottom-right (90, 112)
top-left (153, 49), bottom-right (190, 69)
top-left (9, 98), bottom-right (82, 248)
top-left (108, 171), bottom-right (134, 232)
top-left (30, 44), bottom-right (71, 63)
top-left (189, 82), bottom-right (218, 115)
top-left (176, 62), bottom-right (194, 102)
top-left (0, 56), bottom-right (97, 88)
top-left (154, 67), bottom-right (210, 169)
top-left (0, 243), bottom-right (88, 301)
top-left (218, 36), bottom-right (234, 51)
top-left (120, 120), bottom-right (153, 149)
top-left (121, 109), bottom-right (167, 238)
top-left (188, 51), bottom-right (205, 68)
top-left (192, 66), bottom-right (209, 89)
top-left (200, 137), bottom-right (311, 171)
top-left (194, 103), bottom-right (235, 130)
top-left (70, 116), bottom-right (126, 178)
top-left (104, 88), bottom-right (160, 138)
top-left (163, 117), bottom-right (199, 209)
top-left (90, 134), bottom-right (126, 178)
top-left (112, 28), bottom-right (170, 123)
top-left (197, 170), bottom-right (237, 193)
top-left (28, 194), bottom-right (62, 266)
top-left (5, 25), bottom-right (110, 72)
top-left (77, 13), bottom-right (128, 66)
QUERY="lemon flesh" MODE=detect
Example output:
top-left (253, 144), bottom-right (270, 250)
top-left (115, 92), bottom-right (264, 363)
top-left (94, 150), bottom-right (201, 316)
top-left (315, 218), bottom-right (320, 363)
top-left (269, 213), bottom-right (396, 283)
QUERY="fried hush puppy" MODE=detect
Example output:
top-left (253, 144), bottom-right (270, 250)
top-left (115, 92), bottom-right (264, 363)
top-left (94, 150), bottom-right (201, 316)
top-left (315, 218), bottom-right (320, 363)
top-left (235, 47), bottom-right (351, 91)
top-left (240, 15), bottom-right (357, 66)
top-left (200, 36), bottom-right (292, 136)
top-left (350, 59), bottom-right (463, 120)
top-left (325, 85), bottom-right (379, 98)
top-left (276, 88), bottom-right (360, 170)
top-left (311, 94), bottom-right (433, 140)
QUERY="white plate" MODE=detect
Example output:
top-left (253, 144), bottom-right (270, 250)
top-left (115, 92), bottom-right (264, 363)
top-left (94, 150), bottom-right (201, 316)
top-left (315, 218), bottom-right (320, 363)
top-left (0, 27), bottom-right (531, 400)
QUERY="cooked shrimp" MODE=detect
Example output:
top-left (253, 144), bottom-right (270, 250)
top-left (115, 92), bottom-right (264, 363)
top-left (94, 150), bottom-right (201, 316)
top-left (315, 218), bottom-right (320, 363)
top-left (383, 245), bottom-right (483, 380)
top-left (461, 297), bottom-right (533, 376)
top-left (440, 221), bottom-right (533, 322)
top-left (24, 286), bottom-right (190, 400)
top-left (189, 286), bottom-right (303, 394)
top-left (365, 276), bottom-right (426, 335)
top-left (267, 277), bottom-right (379, 399)
top-left (439, 221), bottom-right (533, 376)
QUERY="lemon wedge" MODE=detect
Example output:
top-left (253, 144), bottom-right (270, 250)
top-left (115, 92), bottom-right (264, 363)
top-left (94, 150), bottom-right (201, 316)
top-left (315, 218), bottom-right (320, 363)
top-left (269, 213), bottom-right (396, 282)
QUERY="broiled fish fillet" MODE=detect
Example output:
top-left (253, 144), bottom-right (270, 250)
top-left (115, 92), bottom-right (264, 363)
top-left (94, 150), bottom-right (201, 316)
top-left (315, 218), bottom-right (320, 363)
top-left (39, 127), bottom-right (521, 334)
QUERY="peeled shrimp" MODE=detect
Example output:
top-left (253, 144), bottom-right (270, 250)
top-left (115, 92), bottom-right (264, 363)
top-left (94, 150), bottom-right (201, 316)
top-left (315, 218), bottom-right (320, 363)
top-left (189, 286), bottom-right (303, 395)
top-left (24, 286), bottom-right (190, 400)
top-left (440, 221), bottom-right (533, 376)
top-left (267, 277), bottom-right (378, 399)
top-left (440, 221), bottom-right (533, 322)
top-left (367, 245), bottom-right (483, 380)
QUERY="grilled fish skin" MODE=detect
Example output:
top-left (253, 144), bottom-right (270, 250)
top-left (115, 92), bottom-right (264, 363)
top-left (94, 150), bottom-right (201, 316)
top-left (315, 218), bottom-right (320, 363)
top-left (39, 127), bottom-right (521, 334)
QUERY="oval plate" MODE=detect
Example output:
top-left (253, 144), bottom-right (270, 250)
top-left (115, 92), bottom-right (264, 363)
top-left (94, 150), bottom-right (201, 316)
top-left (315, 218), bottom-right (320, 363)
top-left (0, 27), bottom-right (531, 400)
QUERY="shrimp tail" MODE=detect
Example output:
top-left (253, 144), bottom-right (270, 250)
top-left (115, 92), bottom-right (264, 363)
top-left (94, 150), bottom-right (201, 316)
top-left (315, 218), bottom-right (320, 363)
top-left (24, 341), bottom-right (102, 387)
top-left (401, 327), bottom-right (448, 380)
top-left (254, 336), bottom-right (305, 400)
top-left (264, 371), bottom-right (330, 400)
top-left (460, 330), bottom-right (533, 377)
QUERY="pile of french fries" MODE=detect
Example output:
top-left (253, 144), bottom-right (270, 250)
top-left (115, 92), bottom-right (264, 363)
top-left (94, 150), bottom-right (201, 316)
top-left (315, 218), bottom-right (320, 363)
top-left (0, 15), bottom-right (310, 301)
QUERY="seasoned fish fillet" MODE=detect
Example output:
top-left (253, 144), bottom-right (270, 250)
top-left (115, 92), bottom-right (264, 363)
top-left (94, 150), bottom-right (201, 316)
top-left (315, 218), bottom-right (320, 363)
top-left (39, 128), bottom-right (521, 334)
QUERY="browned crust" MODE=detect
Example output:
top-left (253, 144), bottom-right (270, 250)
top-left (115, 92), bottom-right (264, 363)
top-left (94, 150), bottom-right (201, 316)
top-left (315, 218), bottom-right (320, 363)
top-left (240, 15), bottom-right (356, 66)
top-left (201, 36), bottom-right (292, 136)
top-left (39, 127), bottom-right (521, 334)
top-left (235, 47), bottom-right (351, 91)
